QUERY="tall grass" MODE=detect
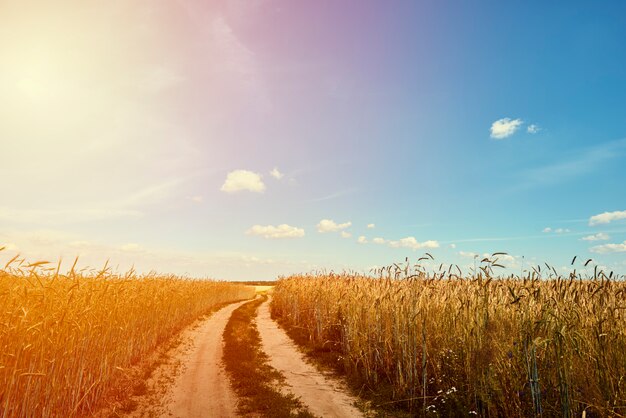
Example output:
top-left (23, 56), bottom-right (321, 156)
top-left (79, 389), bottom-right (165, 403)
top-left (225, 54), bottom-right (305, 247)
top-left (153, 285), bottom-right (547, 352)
top-left (271, 256), bottom-right (626, 417)
top-left (0, 253), bottom-right (255, 417)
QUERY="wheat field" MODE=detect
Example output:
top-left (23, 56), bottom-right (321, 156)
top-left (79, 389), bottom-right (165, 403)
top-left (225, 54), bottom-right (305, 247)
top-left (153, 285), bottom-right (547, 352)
top-left (271, 257), bottom-right (626, 417)
top-left (0, 253), bottom-right (255, 418)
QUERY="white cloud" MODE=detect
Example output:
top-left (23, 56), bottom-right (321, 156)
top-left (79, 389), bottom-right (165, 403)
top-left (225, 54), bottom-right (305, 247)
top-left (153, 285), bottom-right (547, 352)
top-left (542, 227), bottom-right (570, 234)
top-left (449, 243), bottom-right (456, 249)
top-left (388, 237), bottom-right (439, 250)
top-left (527, 124), bottom-right (540, 134)
top-left (367, 223), bottom-right (375, 229)
top-left (340, 231), bottom-right (352, 239)
top-left (370, 236), bottom-right (438, 250)
top-left (581, 233), bottom-right (610, 242)
top-left (317, 219), bottom-right (352, 233)
top-left (493, 253), bottom-right (516, 263)
top-left (357, 236), bottom-right (367, 244)
top-left (490, 118), bottom-right (523, 139)
top-left (459, 251), bottom-right (479, 258)
top-left (246, 224), bottom-right (305, 239)
top-left (590, 241), bottom-right (626, 254)
top-left (270, 167), bottom-right (284, 180)
top-left (220, 170), bottom-right (265, 193)
top-left (589, 210), bottom-right (626, 226)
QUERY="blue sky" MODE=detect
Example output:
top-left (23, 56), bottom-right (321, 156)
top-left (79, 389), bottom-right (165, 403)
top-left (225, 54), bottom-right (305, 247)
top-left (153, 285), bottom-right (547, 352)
top-left (0, 1), bottom-right (625, 279)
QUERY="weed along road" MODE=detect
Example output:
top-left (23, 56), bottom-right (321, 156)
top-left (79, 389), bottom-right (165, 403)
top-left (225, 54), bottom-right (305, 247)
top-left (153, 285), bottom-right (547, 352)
top-left (256, 298), bottom-right (364, 418)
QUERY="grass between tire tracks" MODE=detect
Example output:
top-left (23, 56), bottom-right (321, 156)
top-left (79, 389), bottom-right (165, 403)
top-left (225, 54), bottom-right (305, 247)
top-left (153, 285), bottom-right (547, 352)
top-left (223, 295), bottom-right (316, 418)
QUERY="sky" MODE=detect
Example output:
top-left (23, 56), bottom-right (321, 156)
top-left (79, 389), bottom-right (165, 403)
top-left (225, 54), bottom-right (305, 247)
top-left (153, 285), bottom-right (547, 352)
top-left (1, 0), bottom-right (625, 280)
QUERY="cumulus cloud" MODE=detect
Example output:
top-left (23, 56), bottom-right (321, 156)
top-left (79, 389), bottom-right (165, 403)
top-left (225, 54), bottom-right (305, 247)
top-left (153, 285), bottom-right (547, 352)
top-left (543, 227), bottom-right (570, 234)
top-left (388, 237), bottom-right (439, 250)
top-left (221, 170), bottom-right (265, 193)
top-left (340, 231), bottom-right (352, 239)
top-left (269, 167), bottom-right (284, 180)
top-left (581, 233), bottom-right (610, 242)
top-left (368, 236), bottom-right (438, 250)
top-left (459, 251), bottom-right (480, 258)
top-left (367, 223), bottom-right (375, 229)
top-left (357, 236), bottom-right (367, 244)
top-left (246, 224), bottom-right (305, 239)
top-left (490, 118), bottom-right (523, 139)
top-left (449, 243), bottom-right (456, 249)
top-left (317, 219), bottom-right (352, 233)
top-left (493, 253), bottom-right (517, 263)
top-left (527, 124), bottom-right (540, 134)
top-left (589, 210), bottom-right (626, 226)
top-left (590, 241), bottom-right (626, 254)
top-left (392, 237), bottom-right (439, 250)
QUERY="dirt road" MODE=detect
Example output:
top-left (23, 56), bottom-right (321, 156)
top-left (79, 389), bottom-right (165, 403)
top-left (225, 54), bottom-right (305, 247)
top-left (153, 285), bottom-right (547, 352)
top-left (256, 298), bottom-right (364, 418)
top-left (128, 295), bottom-right (364, 418)
top-left (162, 300), bottom-right (250, 418)
top-left (128, 300), bottom-right (249, 418)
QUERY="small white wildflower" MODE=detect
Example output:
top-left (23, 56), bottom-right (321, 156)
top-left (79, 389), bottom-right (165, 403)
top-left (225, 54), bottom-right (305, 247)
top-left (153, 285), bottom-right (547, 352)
top-left (446, 386), bottom-right (457, 395)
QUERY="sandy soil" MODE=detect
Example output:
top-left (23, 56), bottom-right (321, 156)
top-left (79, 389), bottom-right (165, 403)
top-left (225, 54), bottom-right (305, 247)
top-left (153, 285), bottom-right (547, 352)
top-left (128, 300), bottom-right (249, 418)
top-left (257, 298), bottom-right (364, 418)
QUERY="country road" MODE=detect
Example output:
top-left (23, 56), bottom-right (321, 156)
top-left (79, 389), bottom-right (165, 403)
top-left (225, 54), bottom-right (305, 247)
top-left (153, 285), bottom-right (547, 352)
top-left (162, 300), bottom-right (249, 418)
top-left (127, 295), bottom-right (363, 418)
top-left (128, 300), bottom-right (249, 418)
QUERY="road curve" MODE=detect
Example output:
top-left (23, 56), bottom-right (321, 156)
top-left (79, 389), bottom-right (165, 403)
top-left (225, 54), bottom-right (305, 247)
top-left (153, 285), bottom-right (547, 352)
top-left (257, 298), bottom-right (364, 418)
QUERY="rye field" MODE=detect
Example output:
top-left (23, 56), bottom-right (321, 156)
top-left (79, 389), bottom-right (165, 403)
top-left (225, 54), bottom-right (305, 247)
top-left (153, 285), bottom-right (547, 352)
top-left (271, 256), bottom-right (626, 417)
top-left (0, 254), bottom-right (254, 418)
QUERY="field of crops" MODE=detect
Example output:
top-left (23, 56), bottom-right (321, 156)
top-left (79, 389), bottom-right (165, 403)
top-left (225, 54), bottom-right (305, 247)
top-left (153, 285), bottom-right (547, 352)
top-left (271, 258), bottom-right (626, 417)
top-left (0, 255), bottom-right (255, 418)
